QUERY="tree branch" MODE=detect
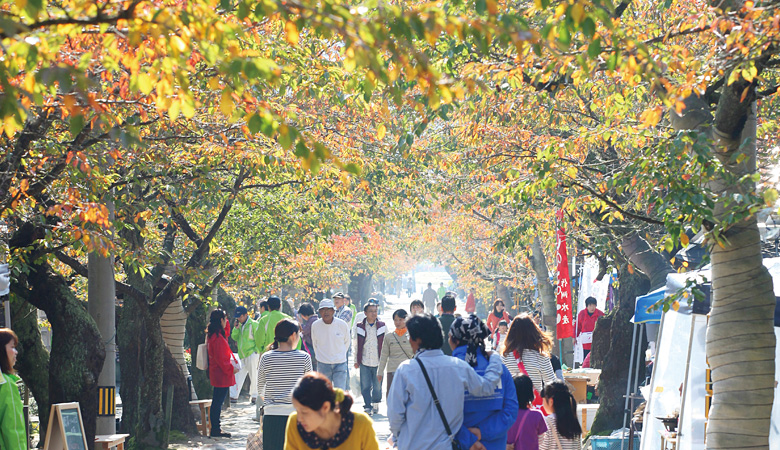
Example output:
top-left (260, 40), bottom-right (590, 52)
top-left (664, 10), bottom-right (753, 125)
top-left (53, 250), bottom-right (145, 301)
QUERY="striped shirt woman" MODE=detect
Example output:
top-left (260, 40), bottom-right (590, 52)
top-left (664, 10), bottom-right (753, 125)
top-left (257, 319), bottom-right (312, 450)
top-left (501, 315), bottom-right (556, 392)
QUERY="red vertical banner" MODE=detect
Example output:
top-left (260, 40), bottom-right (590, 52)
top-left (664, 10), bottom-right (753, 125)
top-left (555, 221), bottom-right (575, 339)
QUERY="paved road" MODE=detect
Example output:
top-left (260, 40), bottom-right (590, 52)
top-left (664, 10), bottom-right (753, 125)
top-left (171, 290), bottom-right (463, 449)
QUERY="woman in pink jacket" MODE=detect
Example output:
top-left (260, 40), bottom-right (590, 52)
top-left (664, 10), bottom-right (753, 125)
top-left (208, 309), bottom-right (236, 438)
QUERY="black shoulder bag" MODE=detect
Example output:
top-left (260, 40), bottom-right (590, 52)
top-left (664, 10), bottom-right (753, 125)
top-left (415, 357), bottom-right (466, 450)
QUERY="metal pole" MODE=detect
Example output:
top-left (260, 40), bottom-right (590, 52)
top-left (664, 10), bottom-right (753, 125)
top-left (633, 324), bottom-right (645, 394)
top-left (88, 197), bottom-right (117, 435)
top-left (3, 300), bottom-right (9, 328)
top-left (621, 322), bottom-right (639, 450)
top-left (678, 315), bottom-right (697, 443)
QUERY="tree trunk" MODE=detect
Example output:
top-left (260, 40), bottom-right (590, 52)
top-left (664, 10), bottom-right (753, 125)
top-left (495, 282), bottom-right (513, 312)
top-left (9, 294), bottom-right (51, 441)
top-left (116, 298), bottom-right (168, 449)
top-left (162, 347), bottom-right (196, 434)
top-left (589, 266), bottom-right (650, 434)
top-left (161, 300), bottom-right (191, 394)
top-left (348, 271), bottom-right (374, 309)
top-left (529, 236), bottom-right (557, 338)
top-left (621, 232), bottom-right (676, 290)
top-left (24, 261), bottom-right (105, 450)
top-left (706, 99), bottom-right (776, 449)
top-left (186, 302), bottom-right (212, 401)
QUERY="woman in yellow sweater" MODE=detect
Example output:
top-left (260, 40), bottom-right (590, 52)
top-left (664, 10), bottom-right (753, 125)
top-left (285, 372), bottom-right (379, 450)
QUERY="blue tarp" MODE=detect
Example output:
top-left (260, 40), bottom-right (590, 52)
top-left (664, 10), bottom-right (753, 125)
top-left (632, 288), bottom-right (664, 324)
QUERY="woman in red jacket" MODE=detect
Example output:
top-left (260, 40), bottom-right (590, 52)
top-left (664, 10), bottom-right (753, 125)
top-left (208, 309), bottom-right (236, 438)
top-left (486, 299), bottom-right (512, 334)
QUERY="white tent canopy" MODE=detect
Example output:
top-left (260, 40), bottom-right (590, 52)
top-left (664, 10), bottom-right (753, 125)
top-left (641, 260), bottom-right (780, 450)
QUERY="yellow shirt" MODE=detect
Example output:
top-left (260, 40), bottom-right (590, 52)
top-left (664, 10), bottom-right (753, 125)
top-left (284, 411), bottom-right (379, 450)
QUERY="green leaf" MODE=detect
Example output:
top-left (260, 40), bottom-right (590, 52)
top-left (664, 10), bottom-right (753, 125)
top-left (70, 114), bottom-right (85, 137)
top-left (247, 114), bottom-right (263, 134)
top-left (557, 22), bottom-right (571, 48)
top-left (476, 0), bottom-right (487, 15)
top-left (607, 51), bottom-right (618, 71)
top-left (588, 38), bottom-right (601, 58)
top-left (582, 18), bottom-right (596, 38)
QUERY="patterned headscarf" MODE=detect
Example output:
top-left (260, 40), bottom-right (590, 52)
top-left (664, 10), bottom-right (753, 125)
top-left (449, 314), bottom-right (491, 367)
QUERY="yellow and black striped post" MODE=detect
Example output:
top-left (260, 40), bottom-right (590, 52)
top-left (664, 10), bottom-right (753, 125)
top-left (98, 386), bottom-right (116, 416)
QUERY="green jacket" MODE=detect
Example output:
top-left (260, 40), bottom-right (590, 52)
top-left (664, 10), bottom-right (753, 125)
top-left (257, 310), bottom-right (301, 352)
top-left (230, 317), bottom-right (260, 359)
top-left (349, 304), bottom-right (357, 327)
top-left (0, 372), bottom-right (27, 450)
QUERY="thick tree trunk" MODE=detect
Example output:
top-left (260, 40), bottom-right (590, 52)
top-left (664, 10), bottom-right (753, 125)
top-left (494, 282), bottom-right (513, 312)
top-left (348, 271), bottom-right (374, 309)
top-left (162, 347), bottom-right (196, 434)
top-left (705, 100), bottom-right (775, 449)
top-left (117, 298), bottom-right (169, 449)
top-left (9, 294), bottom-right (51, 441)
top-left (529, 236), bottom-right (557, 338)
top-left (24, 261), bottom-right (105, 450)
top-left (589, 266), bottom-right (650, 434)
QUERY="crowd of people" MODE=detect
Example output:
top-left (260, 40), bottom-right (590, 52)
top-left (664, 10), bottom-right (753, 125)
top-left (198, 288), bottom-right (591, 450)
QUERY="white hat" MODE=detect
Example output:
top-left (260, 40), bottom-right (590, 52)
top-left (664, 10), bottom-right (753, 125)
top-left (318, 299), bottom-right (336, 310)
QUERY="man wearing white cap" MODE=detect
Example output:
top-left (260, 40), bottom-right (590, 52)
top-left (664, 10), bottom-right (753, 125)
top-left (311, 299), bottom-right (351, 390)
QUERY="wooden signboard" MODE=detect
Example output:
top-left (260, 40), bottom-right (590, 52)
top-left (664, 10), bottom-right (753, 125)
top-left (43, 403), bottom-right (88, 450)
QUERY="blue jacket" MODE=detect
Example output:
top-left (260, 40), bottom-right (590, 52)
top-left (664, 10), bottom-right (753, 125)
top-left (453, 346), bottom-right (519, 450)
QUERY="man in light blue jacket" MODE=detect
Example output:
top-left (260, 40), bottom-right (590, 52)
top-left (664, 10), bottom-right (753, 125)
top-left (387, 314), bottom-right (505, 450)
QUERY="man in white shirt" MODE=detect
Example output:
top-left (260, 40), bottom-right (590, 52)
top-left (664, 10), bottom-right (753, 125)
top-left (354, 300), bottom-right (386, 415)
top-left (311, 299), bottom-right (351, 390)
top-left (422, 282), bottom-right (438, 313)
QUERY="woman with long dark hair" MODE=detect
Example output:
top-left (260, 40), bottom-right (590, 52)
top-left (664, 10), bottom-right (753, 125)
top-left (207, 309), bottom-right (236, 438)
top-left (486, 299), bottom-right (511, 334)
top-left (285, 372), bottom-right (379, 449)
top-left (0, 328), bottom-right (26, 450)
top-left (539, 381), bottom-right (582, 450)
top-left (501, 314), bottom-right (555, 393)
top-left (448, 315), bottom-right (518, 450)
top-left (257, 319), bottom-right (312, 449)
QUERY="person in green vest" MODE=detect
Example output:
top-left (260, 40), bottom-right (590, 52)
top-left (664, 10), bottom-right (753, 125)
top-left (437, 282), bottom-right (447, 300)
top-left (0, 328), bottom-right (26, 450)
top-left (346, 294), bottom-right (357, 327)
top-left (230, 306), bottom-right (261, 404)
top-left (256, 300), bottom-right (269, 320)
top-left (257, 296), bottom-right (301, 352)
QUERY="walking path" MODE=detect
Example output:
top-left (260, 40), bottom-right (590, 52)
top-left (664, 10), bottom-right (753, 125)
top-left (171, 284), bottom-right (461, 449)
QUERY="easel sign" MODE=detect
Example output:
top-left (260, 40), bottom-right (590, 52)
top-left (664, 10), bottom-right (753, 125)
top-left (43, 402), bottom-right (88, 450)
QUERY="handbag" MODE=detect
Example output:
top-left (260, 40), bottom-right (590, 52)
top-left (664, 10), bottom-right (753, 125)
top-left (231, 352), bottom-right (242, 374)
top-left (513, 350), bottom-right (548, 415)
top-left (393, 333), bottom-right (412, 359)
top-left (196, 334), bottom-right (209, 371)
top-left (415, 358), bottom-right (466, 450)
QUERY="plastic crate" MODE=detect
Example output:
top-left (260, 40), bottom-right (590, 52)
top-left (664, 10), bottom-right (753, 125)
top-left (590, 435), bottom-right (641, 450)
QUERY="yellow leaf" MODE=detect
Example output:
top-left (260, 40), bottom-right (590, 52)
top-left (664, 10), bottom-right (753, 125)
top-left (680, 233), bottom-right (689, 247)
top-left (170, 35), bottom-right (187, 55)
top-left (671, 301), bottom-right (680, 311)
top-left (571, 3), bottom-right (585, 24)
top-left (377, 124), bottom-right (386, 140)
top-left (221, 89), bottom-right (234, 117)
top-left (285, 21), bottom-right (300, 46)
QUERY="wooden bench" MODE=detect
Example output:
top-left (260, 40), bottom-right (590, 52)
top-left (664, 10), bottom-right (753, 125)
top-left (190, 400), bottom-right (212, 436)
top-left (95, 434), bottom-right (130, 450)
